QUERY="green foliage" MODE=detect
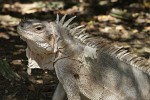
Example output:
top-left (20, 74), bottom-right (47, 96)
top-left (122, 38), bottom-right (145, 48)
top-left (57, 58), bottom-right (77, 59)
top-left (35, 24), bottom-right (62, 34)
top-left (0, 60), bottom-right (21, 81)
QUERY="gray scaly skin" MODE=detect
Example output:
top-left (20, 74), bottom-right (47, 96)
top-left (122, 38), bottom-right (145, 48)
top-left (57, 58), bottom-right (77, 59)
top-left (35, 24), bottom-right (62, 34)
top-left (17, 15), bottom-right (150, 100)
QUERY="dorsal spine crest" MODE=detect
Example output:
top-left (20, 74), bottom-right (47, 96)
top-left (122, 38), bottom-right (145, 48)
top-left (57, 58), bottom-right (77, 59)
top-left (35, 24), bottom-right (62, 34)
top-left (55, 15), bottom-right (150, 75)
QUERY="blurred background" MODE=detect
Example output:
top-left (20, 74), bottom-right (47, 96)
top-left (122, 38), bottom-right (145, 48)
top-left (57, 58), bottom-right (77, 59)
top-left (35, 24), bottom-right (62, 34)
top-left (0, 0), bottom-right (150, 100)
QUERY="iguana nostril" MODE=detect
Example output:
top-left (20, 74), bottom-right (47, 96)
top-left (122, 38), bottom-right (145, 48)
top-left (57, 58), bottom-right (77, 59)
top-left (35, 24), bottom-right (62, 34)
top-left (19, 21), bottom-right (25, 28)
top-left (20, 24), bottom-right (24, 28)
top-left (19, 22), bottom-right (29, 28)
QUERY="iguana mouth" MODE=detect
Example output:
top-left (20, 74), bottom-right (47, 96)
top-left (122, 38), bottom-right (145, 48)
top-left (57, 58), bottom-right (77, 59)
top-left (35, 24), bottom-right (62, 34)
top-left (35, 41), bottom-right (51, 50)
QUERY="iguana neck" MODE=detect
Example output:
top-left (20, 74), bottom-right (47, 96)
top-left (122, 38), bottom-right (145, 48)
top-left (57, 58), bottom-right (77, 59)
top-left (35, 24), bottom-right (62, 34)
top-left (53, 23), bottom-right (85, 59)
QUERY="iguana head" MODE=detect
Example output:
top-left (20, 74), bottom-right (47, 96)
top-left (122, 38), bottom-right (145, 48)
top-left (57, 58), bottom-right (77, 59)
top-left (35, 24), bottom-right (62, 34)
top-left (17, 15), bottom-right (85, 55)
top-left (17, 18), bottom-right (57, 54)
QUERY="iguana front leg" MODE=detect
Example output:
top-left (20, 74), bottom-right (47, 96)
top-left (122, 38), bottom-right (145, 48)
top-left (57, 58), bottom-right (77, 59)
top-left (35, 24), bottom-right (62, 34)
top-left (54, 58), bottom-right (81, 100)
top-left (52, 82), bottom-right (66, 100)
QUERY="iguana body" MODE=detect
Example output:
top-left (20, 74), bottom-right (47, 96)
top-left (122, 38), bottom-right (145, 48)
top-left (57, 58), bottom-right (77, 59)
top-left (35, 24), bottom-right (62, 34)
top-left (17, 15), bottom-right (150, 100)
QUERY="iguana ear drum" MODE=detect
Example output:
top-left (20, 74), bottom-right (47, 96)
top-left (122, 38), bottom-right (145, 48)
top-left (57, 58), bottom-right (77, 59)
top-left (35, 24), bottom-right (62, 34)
top-left (47, 34), bottom-right (53, 41)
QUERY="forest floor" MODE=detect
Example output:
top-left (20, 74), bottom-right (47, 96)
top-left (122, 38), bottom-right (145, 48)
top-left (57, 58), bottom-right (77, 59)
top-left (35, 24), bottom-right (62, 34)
top-left (0, 0), bottom-right (149, 100)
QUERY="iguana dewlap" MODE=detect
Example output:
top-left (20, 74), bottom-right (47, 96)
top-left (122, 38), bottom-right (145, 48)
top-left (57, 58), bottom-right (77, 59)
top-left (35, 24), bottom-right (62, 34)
top-left (17, 15), bottom-right (150, 100)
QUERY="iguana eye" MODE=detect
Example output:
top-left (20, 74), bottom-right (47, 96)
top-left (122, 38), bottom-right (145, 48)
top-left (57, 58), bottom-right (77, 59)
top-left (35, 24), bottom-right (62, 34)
top-left (35, 26), bottom-right (44, 31)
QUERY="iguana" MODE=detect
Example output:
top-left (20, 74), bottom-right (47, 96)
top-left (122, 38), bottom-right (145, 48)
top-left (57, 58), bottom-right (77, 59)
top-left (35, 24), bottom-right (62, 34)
top-left (17, 15), bottom-right (150, 100)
